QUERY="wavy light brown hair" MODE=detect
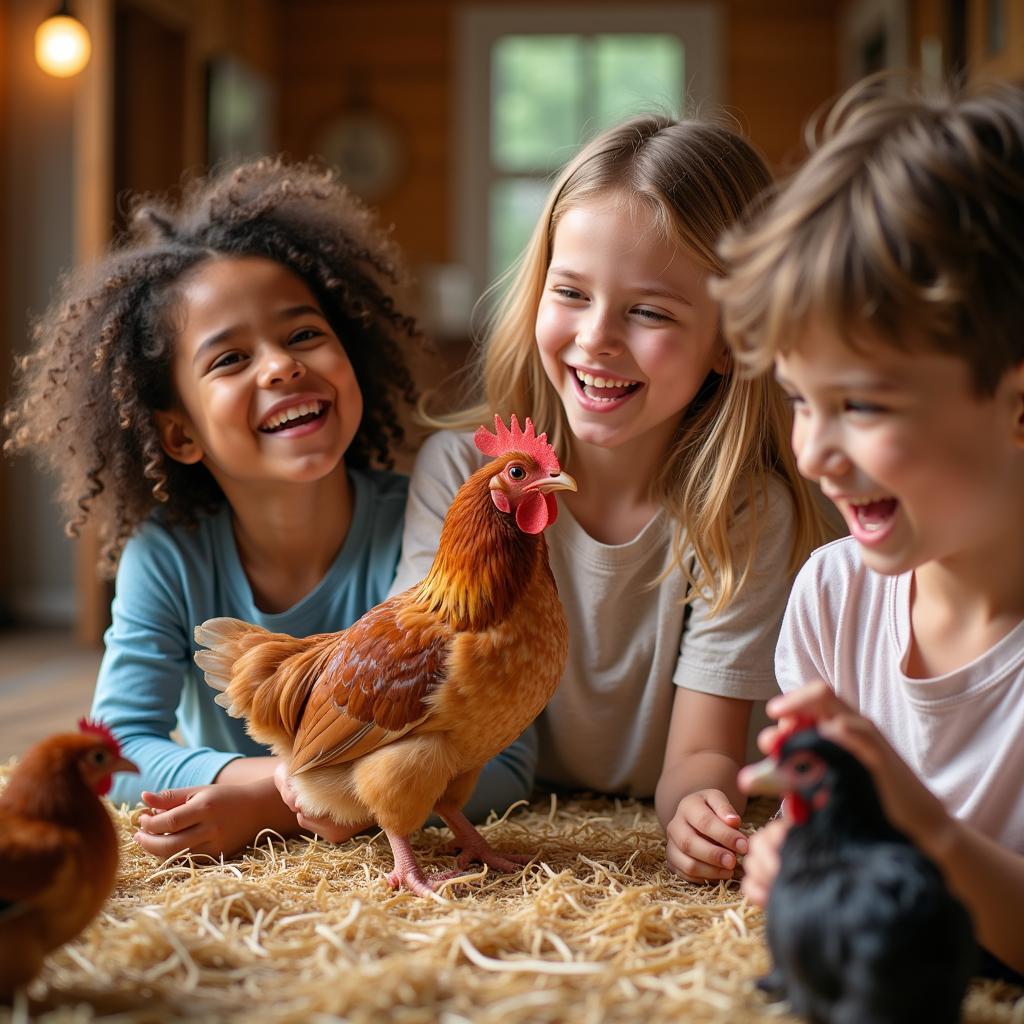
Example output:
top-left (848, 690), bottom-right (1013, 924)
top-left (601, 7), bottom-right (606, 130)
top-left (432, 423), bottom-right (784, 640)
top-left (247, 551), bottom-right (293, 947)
top-left (715, 75), bottom-right (1024, 394)
top-left (4, 158), bottom-right (420, 574)
top-left (430, 115), bottom-right (830, 613)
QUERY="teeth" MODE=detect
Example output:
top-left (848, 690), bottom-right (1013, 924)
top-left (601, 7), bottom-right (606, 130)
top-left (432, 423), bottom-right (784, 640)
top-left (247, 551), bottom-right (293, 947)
top-left (261, 401), bottom-right (324, 431)
top-left (575, 369), bottom-right (637, 388)
top-left (847, 495), bottom-right (895, 507)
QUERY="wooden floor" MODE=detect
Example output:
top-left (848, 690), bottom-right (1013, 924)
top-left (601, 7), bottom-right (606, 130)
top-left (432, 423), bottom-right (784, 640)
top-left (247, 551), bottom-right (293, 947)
top-left (0, 628), bottom-right (102, 761)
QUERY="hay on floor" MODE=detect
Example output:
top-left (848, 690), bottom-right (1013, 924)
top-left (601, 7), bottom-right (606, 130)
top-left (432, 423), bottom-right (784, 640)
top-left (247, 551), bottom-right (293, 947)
top-left (1, 763), bottom-right (1021, 1023)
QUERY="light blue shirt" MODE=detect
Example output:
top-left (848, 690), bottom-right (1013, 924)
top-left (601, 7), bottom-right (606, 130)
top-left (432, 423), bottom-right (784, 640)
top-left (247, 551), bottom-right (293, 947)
top-left (91, 466), bottom-right (535, 818)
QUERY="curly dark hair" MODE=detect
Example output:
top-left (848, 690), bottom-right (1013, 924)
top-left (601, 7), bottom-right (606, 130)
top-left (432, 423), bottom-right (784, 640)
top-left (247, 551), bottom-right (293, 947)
top-left (3, 158), bottom-right (420, 575)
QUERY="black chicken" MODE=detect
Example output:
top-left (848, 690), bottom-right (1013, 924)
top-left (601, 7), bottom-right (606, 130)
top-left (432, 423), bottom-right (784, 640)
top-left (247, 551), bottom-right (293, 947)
top-left (741, 722), bottom-right (977, 1024)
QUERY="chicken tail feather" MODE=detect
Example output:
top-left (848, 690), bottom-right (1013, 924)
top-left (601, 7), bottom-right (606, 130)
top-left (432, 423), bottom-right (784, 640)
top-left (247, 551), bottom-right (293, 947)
top-left (194, 618), bottom-right (264, 698)
top-left (194, 617), bottom-right (323, 751)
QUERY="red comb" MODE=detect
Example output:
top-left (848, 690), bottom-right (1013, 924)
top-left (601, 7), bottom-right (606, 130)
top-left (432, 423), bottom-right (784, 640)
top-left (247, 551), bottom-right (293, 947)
top-left (770, 713), bottom-right (818, 760)
top-left (78, 718), bottom-right (122, 756)
top-left (474, 414), bottom-right (561, 475)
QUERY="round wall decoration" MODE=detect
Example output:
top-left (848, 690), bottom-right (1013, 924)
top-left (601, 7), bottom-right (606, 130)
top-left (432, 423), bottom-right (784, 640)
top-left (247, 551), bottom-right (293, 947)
top-left (315, 111), bottom-right (404, 202)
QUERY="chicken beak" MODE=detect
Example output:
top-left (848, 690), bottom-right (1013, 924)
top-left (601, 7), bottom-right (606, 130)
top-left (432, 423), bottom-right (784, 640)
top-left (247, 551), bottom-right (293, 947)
top-left (737, 755), bottom-right (784, 796)
top-left (114, 756), bottom-right (139, 775)
top-left (531, 471), bottom-right (578, 494)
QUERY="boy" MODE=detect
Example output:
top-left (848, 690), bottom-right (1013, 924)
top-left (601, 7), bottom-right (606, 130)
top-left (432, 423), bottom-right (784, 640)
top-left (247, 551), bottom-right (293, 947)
top-left (713, 76), bottom-right (1024, 977)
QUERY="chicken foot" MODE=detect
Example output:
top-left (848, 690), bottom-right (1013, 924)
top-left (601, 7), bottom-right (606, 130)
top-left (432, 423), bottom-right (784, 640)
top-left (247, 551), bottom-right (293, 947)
top-left (435, 805), bottom-right (531, 873)
top-left (383, 831), bottom-right (464, 896)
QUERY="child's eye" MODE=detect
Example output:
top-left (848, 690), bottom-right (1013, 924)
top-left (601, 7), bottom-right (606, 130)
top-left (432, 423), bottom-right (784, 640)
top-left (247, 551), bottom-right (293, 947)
top-left (211, 351), bottom-right (246, 371)
top-left (289, 327), bottom-right (324, 345)
top-left (633, 307), bottom-right (671, 323)
top-left (844, 400), bottom-right (886, 415)
top-left (552, 286), bottom-right (585, 302)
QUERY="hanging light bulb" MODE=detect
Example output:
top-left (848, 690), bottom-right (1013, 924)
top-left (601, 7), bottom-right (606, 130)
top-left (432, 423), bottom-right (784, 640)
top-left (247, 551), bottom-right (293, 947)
top-left (35, 2), bottom-right (92, 78)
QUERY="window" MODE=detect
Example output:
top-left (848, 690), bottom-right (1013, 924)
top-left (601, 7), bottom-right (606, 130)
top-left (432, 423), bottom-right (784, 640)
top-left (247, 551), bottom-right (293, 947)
top-left (457, 5), bottom-right (723, 305)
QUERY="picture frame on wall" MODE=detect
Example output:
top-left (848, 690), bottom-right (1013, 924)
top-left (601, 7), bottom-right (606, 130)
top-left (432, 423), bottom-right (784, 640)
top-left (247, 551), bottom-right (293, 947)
top-left (840, 0), bottom-right (909, 84)
top-left (206, 54), bottom-right (275, 165)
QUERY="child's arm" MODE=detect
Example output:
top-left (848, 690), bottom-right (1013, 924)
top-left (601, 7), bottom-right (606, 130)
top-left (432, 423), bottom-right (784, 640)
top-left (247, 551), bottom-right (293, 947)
top-left (90, 525), bottom-right (315, 857)
top-left (656, 689), bottom-right (752, 881)
top-left (752, 683), bottom-right (1024, 973)
top-left (134, 775), bottom-right (298, 857)
top-left (659, 479), bottom-right (801, 881)
top-left (91, 529), bottom-right (265, 804)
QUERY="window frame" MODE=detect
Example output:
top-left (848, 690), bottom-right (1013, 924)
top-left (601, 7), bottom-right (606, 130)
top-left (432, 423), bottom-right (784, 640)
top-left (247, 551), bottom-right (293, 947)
top-left (455, 3), bottom-right (724, 304)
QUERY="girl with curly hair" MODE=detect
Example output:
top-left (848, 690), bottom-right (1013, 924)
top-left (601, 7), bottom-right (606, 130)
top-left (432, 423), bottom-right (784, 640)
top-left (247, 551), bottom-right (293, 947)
top-left (4, 159), bottom-right (532, 857)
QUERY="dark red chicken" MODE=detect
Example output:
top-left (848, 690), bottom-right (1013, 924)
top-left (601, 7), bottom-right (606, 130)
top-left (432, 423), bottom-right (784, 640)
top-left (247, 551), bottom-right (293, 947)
top-left (0, 720), bottom-right (137, 998)
top-left (740, 721), bottom-right (976, 1024)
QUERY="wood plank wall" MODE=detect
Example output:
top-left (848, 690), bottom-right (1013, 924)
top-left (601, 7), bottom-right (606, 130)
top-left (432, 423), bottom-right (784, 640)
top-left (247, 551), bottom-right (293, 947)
top-left (0, 1), bottom-right (9, 623)
top-left (277, 0), bottom-right (841, 267)
top-left (967, 0), bottom-right (1024, 78)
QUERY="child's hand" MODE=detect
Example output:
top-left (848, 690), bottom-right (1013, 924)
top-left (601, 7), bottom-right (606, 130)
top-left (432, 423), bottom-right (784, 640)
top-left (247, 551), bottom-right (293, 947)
top-left (666, 789), bottom-right (749, 882)
top-left (272, 762), bottom-right (370, 844)
top-left (740, 817), bottom-right (789, 907)
top-left (761, 682), bottom-right (952, 857)
top-left (135, 784), bottom-right (269, 858)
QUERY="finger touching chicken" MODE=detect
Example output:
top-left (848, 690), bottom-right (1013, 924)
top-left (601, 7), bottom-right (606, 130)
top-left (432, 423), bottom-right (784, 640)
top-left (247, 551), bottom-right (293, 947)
top-left (0, 720), bottom-right (137, 998)
top-left (194, 415), bottom-right (575, 895)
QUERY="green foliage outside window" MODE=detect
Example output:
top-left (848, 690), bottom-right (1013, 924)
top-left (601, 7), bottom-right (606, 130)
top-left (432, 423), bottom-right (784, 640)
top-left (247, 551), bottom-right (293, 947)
top-left (489, 33), bottom-right (684, 281)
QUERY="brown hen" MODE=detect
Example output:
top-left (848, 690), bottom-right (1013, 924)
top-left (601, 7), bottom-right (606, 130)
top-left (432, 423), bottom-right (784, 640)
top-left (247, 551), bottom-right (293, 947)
top-left (194, 415), bottom-right (575, 894)
top-left (0, 721), bottom-right (137, 998)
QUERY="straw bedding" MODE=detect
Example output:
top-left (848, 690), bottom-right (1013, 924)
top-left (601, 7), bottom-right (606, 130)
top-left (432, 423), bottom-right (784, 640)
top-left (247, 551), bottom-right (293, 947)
top-left (2, 768), bottom-right (1022, 1024)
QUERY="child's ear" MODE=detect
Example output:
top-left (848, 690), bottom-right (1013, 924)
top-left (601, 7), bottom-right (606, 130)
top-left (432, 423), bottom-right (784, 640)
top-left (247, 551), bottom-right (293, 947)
top-left (153, 409), bottom-right (204, 465)
top-left (1010, 359), bottom-right (1024, 448)
top-left (712, 341), bottom-right (731, 376)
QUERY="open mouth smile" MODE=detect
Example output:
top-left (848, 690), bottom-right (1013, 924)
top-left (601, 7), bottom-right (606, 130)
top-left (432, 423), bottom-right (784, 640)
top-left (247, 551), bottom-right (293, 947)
top-left (843, 494), bottom-right (899, 545)
top-left (571, 367), bottom-right (643, 408)
top-left (258, 399), bottom-right (329, 434)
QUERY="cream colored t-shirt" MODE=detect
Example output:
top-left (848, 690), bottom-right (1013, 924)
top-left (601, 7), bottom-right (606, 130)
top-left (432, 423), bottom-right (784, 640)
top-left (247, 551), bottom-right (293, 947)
top-left (389, 430), bottom-right (797, 797)
top-left (776, 536), bottom-right (1024, 852)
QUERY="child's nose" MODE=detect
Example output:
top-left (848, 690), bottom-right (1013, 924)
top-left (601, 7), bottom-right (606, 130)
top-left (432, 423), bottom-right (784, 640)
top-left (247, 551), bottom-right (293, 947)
top-left (795, 417), bottom-right (849, 481)
top-left (575, 311), bottom-right (623, 358)
top-left (258, 352), bottom-right (305, 387)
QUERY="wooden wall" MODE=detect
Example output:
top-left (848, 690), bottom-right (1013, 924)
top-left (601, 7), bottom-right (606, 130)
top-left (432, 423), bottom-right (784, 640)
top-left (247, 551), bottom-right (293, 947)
top-left (0, 0), bottom-right (9, 623)
top-left (966, 0), bottom-right (1024, 79)
top-left (277, 0), bottom-right (842, 267)
top-left (727, 0), bottom-right (840, 171)
top-left (278, 0), bottom-right (452, 267)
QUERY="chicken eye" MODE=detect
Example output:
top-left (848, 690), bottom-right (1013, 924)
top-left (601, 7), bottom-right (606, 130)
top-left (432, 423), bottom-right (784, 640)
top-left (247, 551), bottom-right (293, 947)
top-left (508, 464), bottom-right (526, 480)
top-left (90, 749), bottom-right (108, 765)
top-left (791, 756), bottom-right (813, 775)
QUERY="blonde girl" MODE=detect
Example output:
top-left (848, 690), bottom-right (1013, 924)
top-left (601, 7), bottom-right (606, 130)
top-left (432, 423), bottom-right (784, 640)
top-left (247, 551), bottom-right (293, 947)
top-left (389, 115), bottom-right (830, 881)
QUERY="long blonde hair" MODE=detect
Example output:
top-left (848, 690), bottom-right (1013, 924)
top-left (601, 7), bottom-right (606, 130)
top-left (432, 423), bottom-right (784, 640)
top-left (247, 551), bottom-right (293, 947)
top-left (428, 115), bottom-right (829, 613)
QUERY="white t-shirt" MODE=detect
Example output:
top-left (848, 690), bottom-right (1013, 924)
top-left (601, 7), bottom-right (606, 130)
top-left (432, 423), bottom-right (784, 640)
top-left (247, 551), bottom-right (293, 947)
top-left (390, 430), bottom-right (798, 797)
top-left (776, 536), bottom-right (1024, 852)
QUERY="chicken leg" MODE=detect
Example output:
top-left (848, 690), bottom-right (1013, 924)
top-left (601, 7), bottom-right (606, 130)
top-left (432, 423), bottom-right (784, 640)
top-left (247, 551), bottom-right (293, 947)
top-left (384, 831), bottom-right (462, 896)
top-left (435, 804), bottom-right (531, 872)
